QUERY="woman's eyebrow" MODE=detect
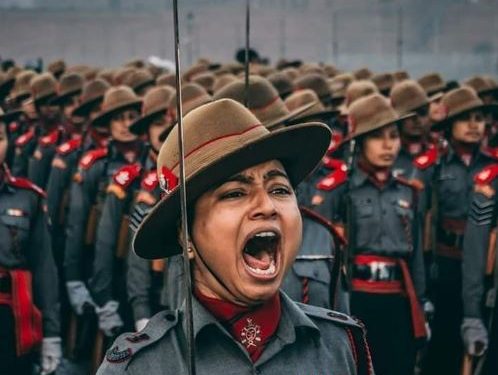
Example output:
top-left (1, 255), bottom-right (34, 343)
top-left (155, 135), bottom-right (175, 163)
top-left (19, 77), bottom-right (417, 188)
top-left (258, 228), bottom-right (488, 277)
top-left (264, 169), bottom-right (289, 181)
top-left (225, 174), bottom-right (254, 185)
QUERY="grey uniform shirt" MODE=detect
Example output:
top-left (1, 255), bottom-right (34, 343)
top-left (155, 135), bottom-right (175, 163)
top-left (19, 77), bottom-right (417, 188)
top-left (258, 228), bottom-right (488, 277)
top-left (462, 164), bottom-right (498, 319)
top-left (97, 292), bottom-right (372, 375)
top-left (0, 170), bottom-right (60, 337)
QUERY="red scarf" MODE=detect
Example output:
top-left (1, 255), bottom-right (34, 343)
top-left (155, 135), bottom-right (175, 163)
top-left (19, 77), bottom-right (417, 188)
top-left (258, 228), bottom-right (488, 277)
top-left (401, 137), bottom-right (425, 156)
top-left (195, 291), bottom-right (281, 362)
top-left (358, 157), bottom-right (390, 189)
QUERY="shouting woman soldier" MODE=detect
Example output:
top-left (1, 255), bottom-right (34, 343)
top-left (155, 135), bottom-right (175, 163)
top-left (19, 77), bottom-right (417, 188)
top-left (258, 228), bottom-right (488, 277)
top-left (97, 99), bottom-right (373, 375)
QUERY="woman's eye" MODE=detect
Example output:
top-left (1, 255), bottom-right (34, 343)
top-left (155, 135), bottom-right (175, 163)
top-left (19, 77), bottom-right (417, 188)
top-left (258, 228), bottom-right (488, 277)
top-left (220, 190), bottom-right (245, 200)
top-left (271, 186), bottom-right (291, 196)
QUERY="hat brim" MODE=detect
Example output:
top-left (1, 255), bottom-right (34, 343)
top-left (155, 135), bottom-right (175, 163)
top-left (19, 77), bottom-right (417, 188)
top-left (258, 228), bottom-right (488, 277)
top-left (284, 109), bottom-right (339, 126)
top-left (349, 112), bottom-right (416, 140)
top-left (34, 93), bottom-right (57, 106)
top-left (91, 99), bottom-right (142, 127)
top-left (265, 101), bottom-right (316, 129)
top-left (1, 109), bottom-right (23, 123)
top-left (0, 79), bottom-right (15, 100)
top-left (133, 122), bottom-right (331, 259)
top-left (130, 106), bottom-right (168, 135)
top-left (49, 89), bottom-right (82, 106)
top-left (72, 96), bottom-right (103, 117)
top-left (432, 103), bottom-right (498, 131)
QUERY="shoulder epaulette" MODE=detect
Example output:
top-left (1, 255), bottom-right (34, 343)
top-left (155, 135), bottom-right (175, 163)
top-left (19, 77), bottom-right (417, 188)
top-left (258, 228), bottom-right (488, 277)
top-left (57, 138), bottom-right (82, 156)
top-left (474, 164), bottom-right (498, 185)
top-left (78, 148), bottom-right (108, 170)
top-left (395, 175), bottom-right (424, 192)
top-left (39, 129), bottom-right (60, 147)
top-left (316, 166), bottom-right (348, 192)
top-left (297, 303), bottom-right (363, 329)
top-left (6, 175), bottom-right (47, 198)
top-left (15, 128), bottom-right (35, 147)
top-left (413, 146), bottom-right (438, 170)
top-left (322, 156), bottom-right (347, 171)
top-left (483, 147), bottom-right (498, 161)
top-left (141, 170), bottom-right (159, 192)
top-left (112, 163), bottom-right (142, 190)
top-left (103, 310), bottom-right (178, 368)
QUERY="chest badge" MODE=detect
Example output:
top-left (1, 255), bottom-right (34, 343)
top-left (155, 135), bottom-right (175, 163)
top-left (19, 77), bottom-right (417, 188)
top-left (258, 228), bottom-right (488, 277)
top-left (240, 318), bottom-right (261, 348)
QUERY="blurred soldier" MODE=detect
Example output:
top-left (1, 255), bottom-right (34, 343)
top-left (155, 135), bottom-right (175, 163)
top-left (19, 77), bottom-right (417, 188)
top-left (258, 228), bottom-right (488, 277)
top-left (0, 110), bottom-right (62, 375)
top-left (97, 98), bottom-right (372, 375)
top-left (64, 86), bottom-right (143, 324)
top-left (126, 86), bottom-right (175, 331)
top-left (330, 94), bottom-right (428, 375)
top-left (423, 87), bottom-right (498, 375)
top-left (26, 73), bottom-right (62, 189)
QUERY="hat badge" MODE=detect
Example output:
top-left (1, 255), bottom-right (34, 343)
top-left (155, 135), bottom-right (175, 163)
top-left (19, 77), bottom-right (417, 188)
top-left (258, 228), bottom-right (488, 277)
top-left (159, 166), bottom-right (179, 194)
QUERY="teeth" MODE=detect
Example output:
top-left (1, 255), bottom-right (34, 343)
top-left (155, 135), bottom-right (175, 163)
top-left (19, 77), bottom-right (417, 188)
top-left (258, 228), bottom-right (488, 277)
top-left (246, 259), bottom-right (276, 275)
top-left (254, 231), bottom-right (277, 238)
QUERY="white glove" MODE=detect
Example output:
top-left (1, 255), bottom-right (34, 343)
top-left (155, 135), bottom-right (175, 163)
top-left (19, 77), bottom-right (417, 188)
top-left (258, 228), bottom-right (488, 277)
top-left (461, 318), bottom-right (488, 356)
top-left (41, 337), bottom-right (62, 375)
top-left (96, 301), bottom-right (123, 337)
top-left (66, 281), bottom-right (96, 315)
top-left (135, 318), bottom-right (150, 332)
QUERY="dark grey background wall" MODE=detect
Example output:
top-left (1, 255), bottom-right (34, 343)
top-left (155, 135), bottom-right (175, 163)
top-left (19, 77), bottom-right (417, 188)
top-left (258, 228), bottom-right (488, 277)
top-left (1, 0), bottom-right (498, 79)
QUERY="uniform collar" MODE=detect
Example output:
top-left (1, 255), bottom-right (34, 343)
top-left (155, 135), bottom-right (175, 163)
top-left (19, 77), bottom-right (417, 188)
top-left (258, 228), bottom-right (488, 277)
top-left (187, 291), bottom-right (319, 345)
top-left (351, 159), bottom-right (395, 190)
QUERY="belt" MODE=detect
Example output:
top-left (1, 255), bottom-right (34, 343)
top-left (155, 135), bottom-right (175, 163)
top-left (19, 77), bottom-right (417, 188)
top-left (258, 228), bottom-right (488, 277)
top-left (436, 217), bottom-right (466, 259)
top-left (351, 254), bottom-right (427, 339)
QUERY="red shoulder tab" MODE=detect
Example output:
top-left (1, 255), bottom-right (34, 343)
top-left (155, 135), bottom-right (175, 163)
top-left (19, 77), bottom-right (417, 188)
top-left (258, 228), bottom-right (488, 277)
top-left (9, 122), bottom-right (20, 133)
top-left (327, 133), bottom-right (344, 155)
top-left (79, 148), bottom-right (108, 170)
top-left (413, 146), bottom-right (438, 170)
top-left (15, 128), bottom-right (35, 147)
top-left (57, 138), bottom-right (82, 156)
top-left (112, 163), bottom-right (143, 190)
top-left (322, 156), bottom-right (347, 171)
top-left (39, 129), bottom-right (60, 147)
top-left (316, 168), bottom-right (348, 191)
top-left (141, 170), bottom-right (159, 192)
top-left (484, 147), bottom-right (498, 161)
top-left (474, 164), bottom-right (498, 185)
top-left (7, 175), bottom-right (47, 198)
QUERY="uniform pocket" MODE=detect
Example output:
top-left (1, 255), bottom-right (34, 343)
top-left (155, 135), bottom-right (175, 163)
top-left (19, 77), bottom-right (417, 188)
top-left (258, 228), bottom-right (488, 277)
top-left (292, 260), bottom-right (331, 284)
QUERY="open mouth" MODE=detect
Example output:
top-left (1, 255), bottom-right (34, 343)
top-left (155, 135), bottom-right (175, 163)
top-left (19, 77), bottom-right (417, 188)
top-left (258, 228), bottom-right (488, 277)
top-left (242, 230), bottom-right (281, 279)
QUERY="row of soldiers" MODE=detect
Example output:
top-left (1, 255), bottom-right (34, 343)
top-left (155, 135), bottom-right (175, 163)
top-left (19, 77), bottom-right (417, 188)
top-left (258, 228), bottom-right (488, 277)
top-left (0, 56), bottom-right (498, 375)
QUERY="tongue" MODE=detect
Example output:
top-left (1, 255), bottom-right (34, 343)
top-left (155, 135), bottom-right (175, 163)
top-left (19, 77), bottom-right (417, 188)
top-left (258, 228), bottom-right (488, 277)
top-left (243, 251), bottom-right (272, 270)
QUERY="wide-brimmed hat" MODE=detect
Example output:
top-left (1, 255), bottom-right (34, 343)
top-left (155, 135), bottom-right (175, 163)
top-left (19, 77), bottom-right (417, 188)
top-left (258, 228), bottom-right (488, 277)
top-left (123, 69), bottom-right (155, 94)
top-left (213, 75), bottom-right (314, 129)
top-left (390, 80), bottom-right (430, 116)
top-left (371, 72), bottom-right (395, 96)
top-left (212, 74), bottom-right (238, 94)
top-left (463, 75), bottom-right (496, 97)
top-left (91, 86), bottom-right (142, 127)
top-left (418, 73), bottom-right (446, 96)
top-left (393, 70), bottom-right (410, 82)
top-left (168, 83), bottom-right (212, 121)
top-left (432, 87), bottom-right (498, 130)
top-left (348, 93), bottom-right (414, 139)
top-left (7, 70), bottom-right (37, 103)
top-left (345, 80), bottom-right (379, 108)
top-left (294, 73), bottom-right (333, 106)
top-left (299, 63), bottom-right (326, 76)
top-left (47, 59), bottom-right (66, 78)
top-left (156, 73), bottom-right (176, 88)
top-left (353, 67), bottom-right (374, 80)
top-left (113, 67), bottom-right (136, 86)
top-left (132, 98), bottom-right (331, 259)
top-left (281, 67), bottom-right (299, 81)
top-left (323, 64), bottom-right (340, 78)
top-left (268, 72), bottom-right (294, 99)
top-left (72, 78), bottom-right (111, 117)
top-left (284, 89), bottom-right (338, 125)
top-left (50, 72), bottom-right (85, 106)
top-left (191, 72), bottom-right (216, 94)
top-left (329, 73), bottom-right (355, 100)
top-left (30, 73), bottom-right (58, 106)
top-left (130, 86), bottom-right (175, 135)
top-left (183, 63), bottom-right (209, 82)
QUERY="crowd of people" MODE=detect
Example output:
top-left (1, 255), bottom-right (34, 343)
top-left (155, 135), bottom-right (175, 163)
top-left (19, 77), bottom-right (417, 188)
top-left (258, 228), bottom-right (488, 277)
top-left (0, 55), bottom-right (498, 375)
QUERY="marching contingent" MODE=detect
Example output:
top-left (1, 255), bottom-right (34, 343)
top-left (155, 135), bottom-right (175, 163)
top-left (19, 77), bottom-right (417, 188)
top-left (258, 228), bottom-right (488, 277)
top-left (1, 47), bottom-right (498, 375)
